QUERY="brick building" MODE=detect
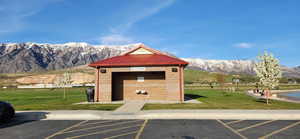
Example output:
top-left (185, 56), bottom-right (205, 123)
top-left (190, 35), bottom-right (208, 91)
top-left (88, 44), bottom-right (188, 102)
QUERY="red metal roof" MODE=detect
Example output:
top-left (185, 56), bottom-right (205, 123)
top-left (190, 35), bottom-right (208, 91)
top-left (89, 45), bottom-right (188, 67)
top-left (89, 54), bottom-right (188, 67)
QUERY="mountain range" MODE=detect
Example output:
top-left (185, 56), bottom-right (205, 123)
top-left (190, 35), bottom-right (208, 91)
top-left (0, 42), bottom-right (135, 73)
top-left (1, 42), bottom-right (300, 78)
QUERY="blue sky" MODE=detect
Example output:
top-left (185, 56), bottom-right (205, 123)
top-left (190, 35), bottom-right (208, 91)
top-left (1, 0), bottom-right (300, 67)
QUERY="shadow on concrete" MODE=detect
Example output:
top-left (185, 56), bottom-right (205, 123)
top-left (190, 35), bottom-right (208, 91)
top-left (182, 136), bottom-right (197, 139)
top-left (185, 94), bottom-right (206, 101)
top-left (0, 112), bottom-right (48, 129)
top-left (255, 98), bottom-right (267, 103)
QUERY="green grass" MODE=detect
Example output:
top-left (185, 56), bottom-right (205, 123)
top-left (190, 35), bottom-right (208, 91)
top-left (143, 89), bottom-right (300, 110)
top-left (184, 69), bottom-right (233, 84)
top-left (185, 84), bottom-right (300, 91)
top-left (0, 88), bottom-right (120, 111)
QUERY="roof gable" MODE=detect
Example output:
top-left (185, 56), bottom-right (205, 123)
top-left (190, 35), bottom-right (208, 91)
top-left (122, 44), bottom-right (164, 56)
top-left (129, 47), bottom-right (153, 55)
top-left (89, 44), bottom-right (189, 67)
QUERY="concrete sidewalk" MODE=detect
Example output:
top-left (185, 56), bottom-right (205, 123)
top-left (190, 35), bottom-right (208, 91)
top-left (246, 90), bottom-right (300, 103)
top-left (112, 101), bottom-right (145, 114)
top-left (16, 110), bottom-right (108, 120)
top-left (138, 110), bottom-right (300, 120)
top-left (16, 110), bottom-right (300, 120)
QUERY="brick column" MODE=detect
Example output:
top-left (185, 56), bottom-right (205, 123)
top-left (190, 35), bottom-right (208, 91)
top-left (95, 67), bottom-right (100, 102)
top-left (179, 65), bottom-right (183, 102)
top-left (181, 66), bottom-right (185, 102)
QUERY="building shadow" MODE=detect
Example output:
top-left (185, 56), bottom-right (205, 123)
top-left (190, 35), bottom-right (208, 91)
top-left (182, 136), bottom-right (196, 139)
top-left (255, 98), bottom-right (267, 103)
top-left (0, 112), bottom-right (48, 129)
top-left (185, 94), bottom-right (206, 101)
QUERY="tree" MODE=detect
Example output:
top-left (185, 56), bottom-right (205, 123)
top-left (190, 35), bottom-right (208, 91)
top-left (216, 73), bottom-right (225, 90)
top-left (57, 71), bottom-right (72, 99)
top-left (254, 52), bottom-right (282, 104)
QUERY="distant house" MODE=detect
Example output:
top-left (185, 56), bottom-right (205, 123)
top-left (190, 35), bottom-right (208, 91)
top-left (89, 44), bottom-right (188, 102)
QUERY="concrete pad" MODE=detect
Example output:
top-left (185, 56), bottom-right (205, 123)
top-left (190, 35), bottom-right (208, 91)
top-left (113, 101), bottom-right (145, 114)
top-left (74, 101), bottom-right (124, 104)
top-left (74, 96), bottom-right (201, 105)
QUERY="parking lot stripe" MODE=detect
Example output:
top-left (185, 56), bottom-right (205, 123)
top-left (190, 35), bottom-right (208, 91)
top-left (226, 120), bottom-right (244, 125)
top-left (62, 120), bottom-right (143, 134)
top-left (65, 124), bottom-right (142, 139)
top-left (79, 120), bottom-right (113, 126)
top-left (104, 131), bottom-right (139, 139)
top-left (217, 120), bottom-right (247, 139)
top-left (237, 120), bottom-right (275, 132)
top-left (44, 120), bottom-right (88, 139)
top-left (258, 121), bottom-right (300, 139)
top-left (135, 119), bottom-right (148, 139)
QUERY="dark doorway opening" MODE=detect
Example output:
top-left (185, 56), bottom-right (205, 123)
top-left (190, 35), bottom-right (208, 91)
top-left (111, 71), bottom-right (165, 101)
top-left (112, 72), bottom-right (124, 101)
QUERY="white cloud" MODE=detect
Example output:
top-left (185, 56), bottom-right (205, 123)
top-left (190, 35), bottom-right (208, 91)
top-left (161, 47), bottom-right (179, 55)
top-left (100, 34), bottom-right (134, 45)
top-left (234, 42), bottom-right (254, 48)
top-left (119, 0), bottom-right (176, 32)
top-left (0, 0), bottom-right (63, 34)
top-left (99, 0), bottom-right (176, 44)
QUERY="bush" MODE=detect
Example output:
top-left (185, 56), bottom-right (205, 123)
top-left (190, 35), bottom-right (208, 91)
top-left (0, 101), bottom-right (15, 123)
top-left (184, 81), bottom-right (193, 84)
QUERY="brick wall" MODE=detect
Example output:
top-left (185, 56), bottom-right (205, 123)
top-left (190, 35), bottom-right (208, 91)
top-left (113, 72), bottom-right (166, 101)
top-left (94, 66), bottom-right (183, 102)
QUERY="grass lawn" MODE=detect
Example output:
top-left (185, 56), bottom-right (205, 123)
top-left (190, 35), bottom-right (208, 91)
top-left (143, 89), bottom-right (300, 110)
top-left (0, 88), bottom-right (121, 111)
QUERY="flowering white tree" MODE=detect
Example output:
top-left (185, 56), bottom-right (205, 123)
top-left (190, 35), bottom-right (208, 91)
top-left (254, 52), bottom-right (282, 104)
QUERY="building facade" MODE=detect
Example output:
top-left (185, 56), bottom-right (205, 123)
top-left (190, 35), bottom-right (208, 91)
top-left (89, 44), bottom-right (188, 102)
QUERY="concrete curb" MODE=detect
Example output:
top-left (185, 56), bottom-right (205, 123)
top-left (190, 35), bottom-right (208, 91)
top-left (138, 110), bottom-right (300, 120)
top-left (45, 110), bottom-right (107, 120)
top-left (16, 110), bottom-right (107, 120)
top-left (16, 110), bottom-right (300, 120)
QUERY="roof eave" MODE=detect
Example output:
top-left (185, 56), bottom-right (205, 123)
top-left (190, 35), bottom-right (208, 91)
top-left (88, 63), bottom-right (188, 67)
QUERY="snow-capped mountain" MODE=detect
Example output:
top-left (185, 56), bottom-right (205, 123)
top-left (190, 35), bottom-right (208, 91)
top-left (183, 58), bottom-right (255, 74)
top-left (183, 58), bottom-right (300, 78)
top-left (0, 42), bottom-right (300, 78)
top-left (0, 42), bottom-right (140, 73)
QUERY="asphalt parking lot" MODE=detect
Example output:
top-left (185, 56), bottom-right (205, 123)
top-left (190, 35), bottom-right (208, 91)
top-left (0, 119), bottom-right (299, 139)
